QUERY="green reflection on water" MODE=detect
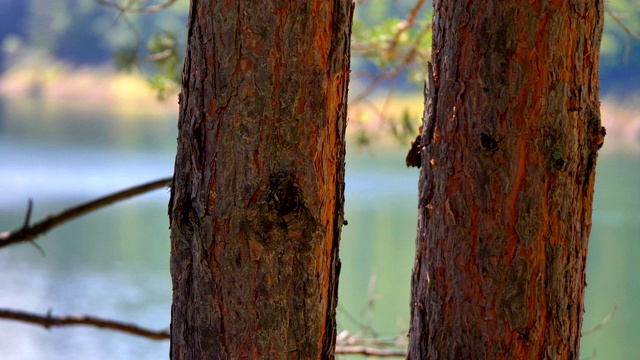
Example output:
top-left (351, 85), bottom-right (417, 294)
top-left (0, 96), bottom-right (177, 152)
top-left (0, 98), bottom-right (639, 359)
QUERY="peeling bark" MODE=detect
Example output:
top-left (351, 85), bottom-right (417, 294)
top-left (169, 1), bottom-right (353, 358)
top-left (409, 1), bottom-right (605, 359)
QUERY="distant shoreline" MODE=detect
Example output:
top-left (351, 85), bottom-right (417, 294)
top-left (0, 66), bottom-right (179, 117)
top-left (1, 66), bottom-right (638, 152)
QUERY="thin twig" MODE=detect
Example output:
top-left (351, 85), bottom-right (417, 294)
top-left (352, 22), bottom-right (431, 103)
top-left (350, 0), bottom-right (430, 103)
top-left (146, 48), bottom-right (174, 62)
top-left (604, 4), bottom-right (640, 63)
top-left (604, 5), bottom-right (640, 42)
top-left (338, 305), bottom-right (378, 336)
top-left (390, 0), bottom-right (426, 46)
top-left (0, 308), bottom-right (170, 340)
top-left (0, 177), bottom-right (172, 249)
top-left (582, 305), bottom-right (617, 336)
top-left (17, 199), bottom-right (45, 255)
top-left (336, 345), bottom-right (406, 357)
top-left (0, 308), bottom-right (409, 355)
top-left (22, 199), bottom-right (33, 229)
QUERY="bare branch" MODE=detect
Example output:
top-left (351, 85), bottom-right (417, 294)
top-left (604, 4), bottom-right (640, 62)
top-left (146, 48), bottom-right (174, 62)
top-left (604, 5), bottom-right (640, 42)
top-left (352, 22), bottom-right (431, 103)
top-left (0, 308), bottom-right (410, 356)
top-left (350, 0), bottom-right (430, 103)
top-left (391, 0), bottom-right (426, 46)
top-left (335, 345), bottom-right (406, 357)
top-left (582, 305), bottom-right (617, 336)
top-left (0, 308), bottom-right (169, 340)
top-left (0, 177), bottom-right (172, 249)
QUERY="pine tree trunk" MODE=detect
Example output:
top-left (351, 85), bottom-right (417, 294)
top-left (409, 2), bottom-right (605, 358)
top-left (169, 1), bottom-right (353, 358)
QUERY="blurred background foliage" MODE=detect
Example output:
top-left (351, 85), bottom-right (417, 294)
top-left (0, 0), bottom-right (640, 150)
top-left (0, 1), bottom-right (636, 94)
top-left (2, 0), bottom-right (639, 148)
top-left (1, 0), bottom-right (638, 91)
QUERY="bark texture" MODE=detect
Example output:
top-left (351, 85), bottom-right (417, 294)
top-left (409, 1), bottom-right (605, 359)
top-left (169, 1), bottom-right (353, 359)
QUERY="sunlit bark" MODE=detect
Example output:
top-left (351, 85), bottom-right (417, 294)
top-left (409, 1), bottom-right (605, 358)
top-left (169, 1), bottom-right (353, 358)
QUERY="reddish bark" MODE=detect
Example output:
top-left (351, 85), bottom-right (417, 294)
top-left (169, 1), bottom-right (353, 358)
top-left (409, 1), bottom-right (605, 358)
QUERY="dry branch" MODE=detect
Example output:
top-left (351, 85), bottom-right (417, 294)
top-left (604, 4), bottom-right (640, 62)
top-left (336, 345), bottom-right (406, 357)
top-left (0, 177), bottom-right (172, 249)
top-left (391, 0), bottom-right (426, 46)
top-left (582, 305), bottom-right (617, 336)
top-left (0, 309), bottom-right (407, 356)
top-left (0, 308), bottom-right (170, 340)
top-left (350, 0), bottom-right (430, 103)
top-left (604, 4), bottom-right (640, 42)
top-left (352, 22), bottom-right (431, 103)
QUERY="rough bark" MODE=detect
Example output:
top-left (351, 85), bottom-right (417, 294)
top-left (168, 1), bottom-right (353, 359)
top-left (409, 1), bottom-right (605, 359)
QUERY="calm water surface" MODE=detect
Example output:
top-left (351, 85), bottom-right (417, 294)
top-left (0, 99), bottom-right (638, 359)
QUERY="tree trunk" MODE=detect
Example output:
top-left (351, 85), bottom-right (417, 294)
top-left (168, 1), bottom-right (353, 359)
top-left (409, 1), bottom-right (605, 359)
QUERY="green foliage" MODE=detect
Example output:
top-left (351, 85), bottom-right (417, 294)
top-left (390, 109), bottom-right (418, 143)
top-left (2, 0), bottom-right (188, 83)
top-left (147, 31), bottom-right (176, 57)
top-left (354, 128), bottom-right (372, 148)
top-left (112, 30), bottom-right (180, 99)
top-left (146, 31), bottom-right (180, 99)
top-left (602, 0), bottom-right (640, 63)
top-left (352, 6), bottom-right (433, 90)
top-left (5, 0), bottom-right (638, 116)
top-left (147, 72), bottom-right (178, 101)
top-left (96, 3), bottom-right (186, 99)
top-left (113, 45), bottom-right (139, 72)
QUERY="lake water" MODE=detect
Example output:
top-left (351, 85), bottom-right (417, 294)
top-left (0, 98), bottom-right (639, 359)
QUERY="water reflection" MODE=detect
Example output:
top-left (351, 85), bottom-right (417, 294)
top-left (0, 99), bottom-right (638, 359)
